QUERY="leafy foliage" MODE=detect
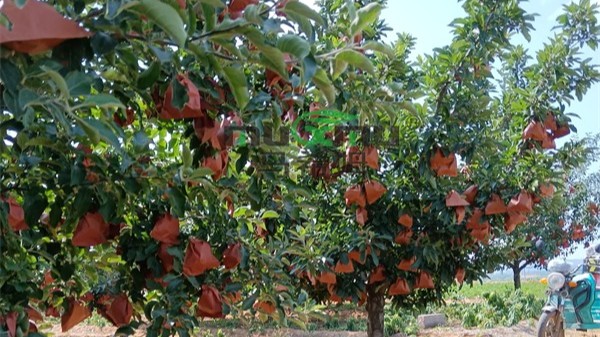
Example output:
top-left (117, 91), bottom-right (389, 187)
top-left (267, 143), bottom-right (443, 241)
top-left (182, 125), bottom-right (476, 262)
top-left (383, 308), bottom-right (419, 337)
top-left (491, 138), bottom-right (600, 287)
top-left (0, 0), bottom-right (599, 337)
top-left (442, 289), bottom-right (543, 328)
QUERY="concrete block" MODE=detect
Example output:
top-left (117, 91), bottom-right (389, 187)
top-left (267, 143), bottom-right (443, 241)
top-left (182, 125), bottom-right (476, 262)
top-left (417, 313), bottom-right (446, 329)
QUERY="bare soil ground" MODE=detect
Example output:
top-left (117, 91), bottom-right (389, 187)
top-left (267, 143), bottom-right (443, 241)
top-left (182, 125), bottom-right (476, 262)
top-left (46, 321), bottom-right (600, 337)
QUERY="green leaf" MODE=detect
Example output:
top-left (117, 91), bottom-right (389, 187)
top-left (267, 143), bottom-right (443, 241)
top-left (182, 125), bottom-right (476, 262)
top-left (115, 327), bottom-right (135, 336)
top-left (91, 32), bottom-right (118, 55)
top-left (350, 2), bottom-right (381, 36)
top-left (187, 168), bottom-right (214, 180)
top-left (214, 39), bottom-right (243, 59)
top-left (289, 318), bottom-right (307, 330)
top-left (283, 1), bottom-right (324, 26)
top-left (362, 41), bottom-right (394, 57)
top-left (223, 64), bottom-right (249, 110)
top-left (0, 13), bottom-right (12, 31)
top-left (85, 118), bottom-right (122, 149)
top-left (335, 49), bottom-right (375, 74)
top-left (236, 148), bottom-right (249, 173)
top-left (242, 27), bottom-right (288, 81)
top-left (144, 301), bottom-right (159, 322)
top-left (186, 5), bottom-right (197, 36)
top-left (241, 293), bottom-right (258, 311)
top-left (75, 117), bottom-right (101, 144)
top-left (224, 282), bottom-right (242, 293)
top-left (398, 101), bottom-right (418, 115)
top-left (243, 4), bottom-right (262, 24)
top-left (285, 11), bottom-right (314, 42)
top-left (297, 290), bottom-right (308, 304)
top-left (261, 210), bottom-right (279, 219)
top-left (28, 333), bottom-right (47, 337)
top-left (276, 34), bottom-right (311, 60)
top-left (149, 45), bottom-right (174, 63)
top-left (312, 68), bottom-right (336, 105)
top-left (198, 0), bottom-right (225, 8)
top-left (47, 104), bottom-right (70, 133)
top-left (106, 0), bottom-right (124, 19)
top-left (71, 163), bottom-right (86, 186)
top-left (345, 0), bottom-right (357, 20)
top-left (131, 0), bottom-right (187, 47)
top-left (302, 54), bottom-right (317, 83)
top-left (98, 197), bottom-right (116, 223)
top-left (370, 246), bottom-right (379, 265)
top-left (170, 77), bottom-right (188, 109)
top-left (137, 62), bottom-right (161, 89)
top-left (0, 59), bottom-right (21, 94)
top-left (332, 58), bottom-right (348, 80)
top-left (72, 188), bottom-right (93, 219)
top-left (24, 192), bottom-right (47, 228)
top-left (427, 175), bottom-right (437, 189)
top-left (23, 137), bottom-right (56, 149)
top-left (18, 89), bottom-right (41, 109)
top-left (258, 44), bottom-right (289, 81)
top-left (66, 71), bottom-right (93, 96)
top-left (182, 143), bottom-right (192, 168)
top-left (40, 66), bottom-right (69, 99)
top-left (79, 94), bottom-right (126, 109)
top-left (208, 17), bottom-right (246, 39)
top-left (49, 199), bottom-right (63, 227)
top-left (167, 187), bottom-right (186, 217)
top-left (166, 246), bottom-right (184, 259)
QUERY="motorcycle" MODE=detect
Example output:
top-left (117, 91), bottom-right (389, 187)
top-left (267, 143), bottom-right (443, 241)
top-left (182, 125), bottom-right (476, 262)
top-left (537, 252), bottom-right (600, 337)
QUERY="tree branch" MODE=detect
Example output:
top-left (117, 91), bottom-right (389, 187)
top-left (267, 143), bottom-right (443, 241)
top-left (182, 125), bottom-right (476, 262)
top-left (519, 258), bottom-right (535, 271)
top-left (190, 22), bottom-right (251, 42)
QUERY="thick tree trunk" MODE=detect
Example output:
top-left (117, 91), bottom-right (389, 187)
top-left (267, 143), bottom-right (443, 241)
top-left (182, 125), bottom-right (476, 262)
top-left (366, 286), bottom-right (385, 337)
top-left (512, 263), bottom-right (522, 289)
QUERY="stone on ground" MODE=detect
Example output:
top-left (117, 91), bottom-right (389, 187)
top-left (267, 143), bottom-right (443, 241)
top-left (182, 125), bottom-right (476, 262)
top-left (417, 313), bottom-right (447, 329)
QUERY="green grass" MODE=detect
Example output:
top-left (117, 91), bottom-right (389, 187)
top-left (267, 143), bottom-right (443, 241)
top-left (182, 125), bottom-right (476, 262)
top-left (441, 284), bottom-right (545, 328)
top-left (454, 280), bottom-right (547, 301)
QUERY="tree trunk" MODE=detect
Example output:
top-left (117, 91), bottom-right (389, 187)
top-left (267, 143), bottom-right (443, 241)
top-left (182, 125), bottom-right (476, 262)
top-left (366, 286), bottom-right (385, 337)
top-left (512, 263), bottom-right (521, 289)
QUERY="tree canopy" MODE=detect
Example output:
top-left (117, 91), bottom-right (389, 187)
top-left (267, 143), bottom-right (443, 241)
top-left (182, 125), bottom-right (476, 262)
top-left (0, 1), bottom-right (599, 337)
top-left (494, 140), bottom-right (600, 289)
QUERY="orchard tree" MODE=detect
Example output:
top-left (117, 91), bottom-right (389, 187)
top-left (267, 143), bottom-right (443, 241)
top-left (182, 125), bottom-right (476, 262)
top-left (280, 0), bottom-right (600, 336)
top-left (0, 2), bottom-right (599, 337)
top-left (0, 0), bottom-right (344, 335)
top-left (490, 9), bottom-right (600, 287)
top-left (500, 159), bottom-right (600, 289)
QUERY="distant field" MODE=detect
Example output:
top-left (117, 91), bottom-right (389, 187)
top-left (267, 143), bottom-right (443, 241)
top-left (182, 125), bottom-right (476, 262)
top-left (455, 280), bottom-right (547, 300)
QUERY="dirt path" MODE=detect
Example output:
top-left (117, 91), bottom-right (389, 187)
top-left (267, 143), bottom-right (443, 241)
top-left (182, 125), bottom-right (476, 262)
top-left (46, 322), bottom-right (600, 337)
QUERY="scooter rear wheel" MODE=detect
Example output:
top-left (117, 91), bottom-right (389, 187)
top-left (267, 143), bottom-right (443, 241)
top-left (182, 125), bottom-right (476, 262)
top-left (536, 311), bottom-right (565, 337)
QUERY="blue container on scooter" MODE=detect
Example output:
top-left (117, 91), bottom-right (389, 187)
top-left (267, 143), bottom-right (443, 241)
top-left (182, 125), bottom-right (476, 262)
top-left (563, 273), bottom-right (600, 329)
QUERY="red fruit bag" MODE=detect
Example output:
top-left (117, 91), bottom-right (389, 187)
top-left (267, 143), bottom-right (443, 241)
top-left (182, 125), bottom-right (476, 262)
top-left (222, 242), bottom-right (242, 270)
top-left (197, 285), bottom-right (223, 318)
top-left (72, 212), bottom-right (109, 247)
top-left (182, 238), bottom-right (220, 276)
top-left (0, 1), bottom-right (91, 55)
top-left (150, 213), bottom-right (180, 245)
